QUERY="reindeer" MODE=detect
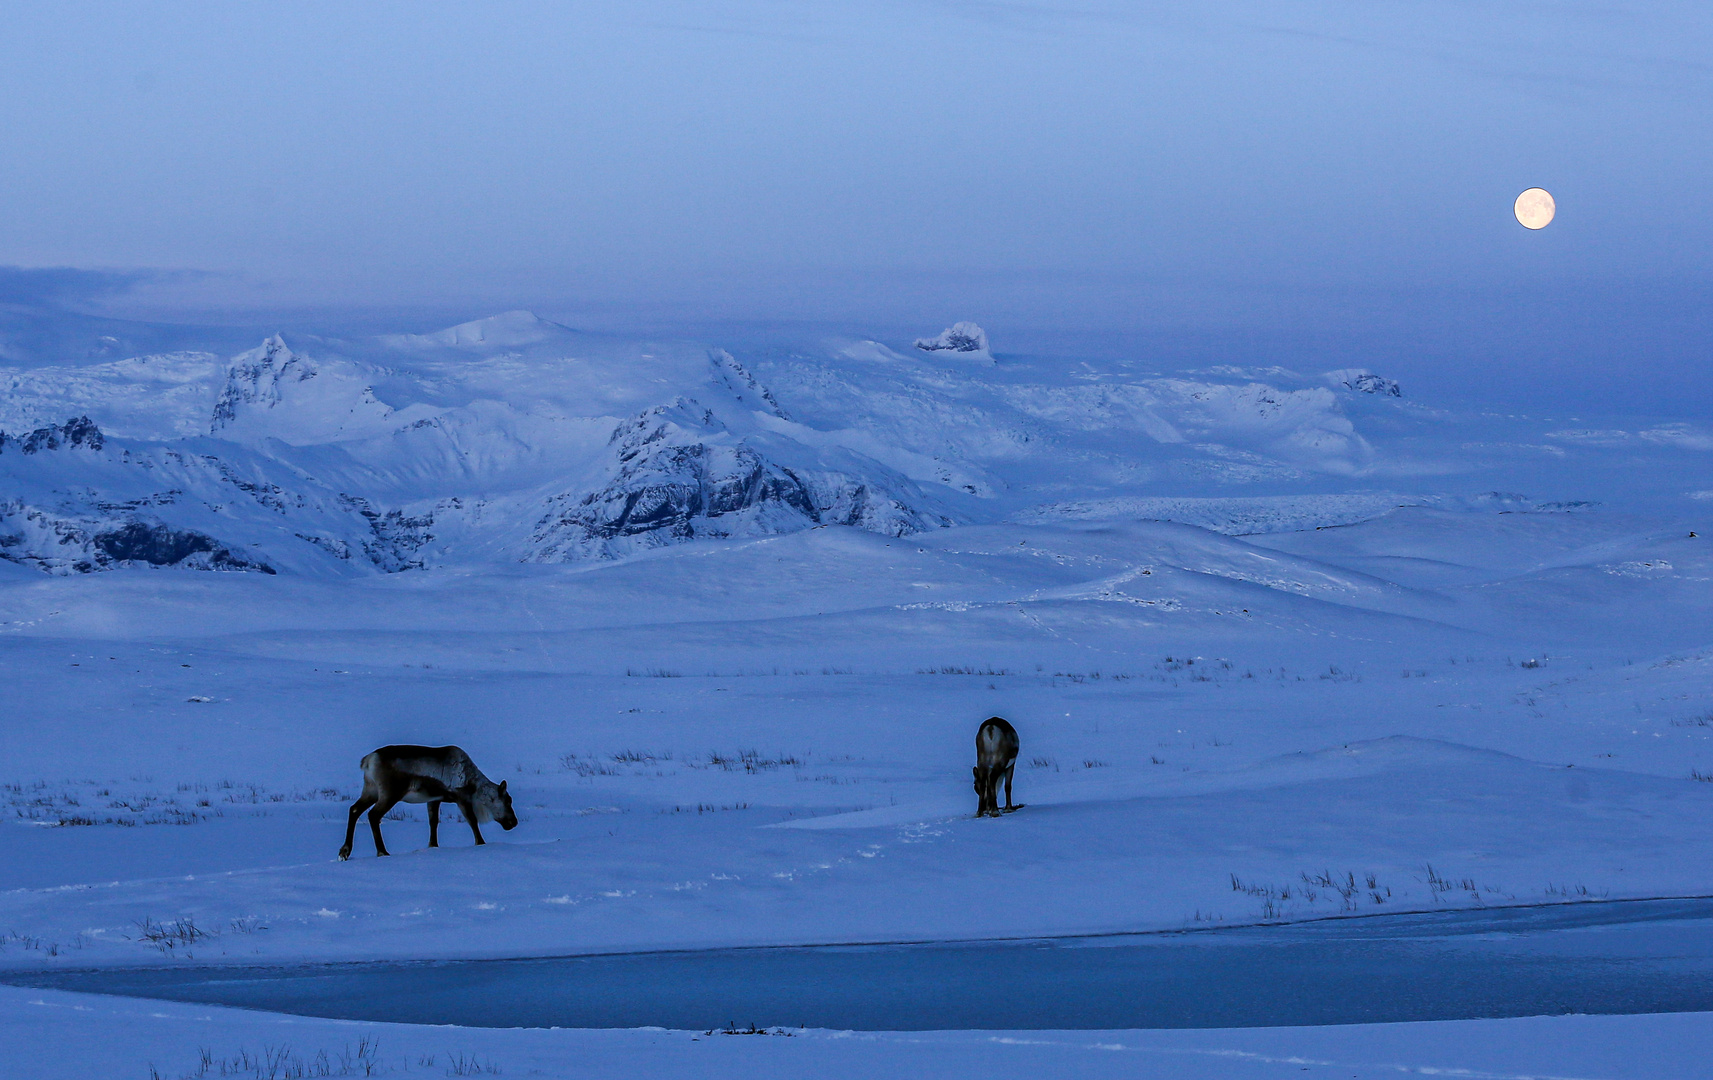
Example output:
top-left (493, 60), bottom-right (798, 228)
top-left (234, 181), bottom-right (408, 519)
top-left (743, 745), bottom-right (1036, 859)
top-left (338, 745), bottom-right (517, 860)
top-left (973, 716), bottom-right (1020, 817)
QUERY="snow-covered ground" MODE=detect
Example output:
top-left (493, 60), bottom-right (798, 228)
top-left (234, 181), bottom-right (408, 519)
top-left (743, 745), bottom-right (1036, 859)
top-left (3, 310), bottom-right (1712, 1075)
top-left (14, 984), bottom-right (1713, 1079)
top-left (3, 512), bottom-right (1712, 968)
top-left (11, 985), bottom-right (1713, 1079)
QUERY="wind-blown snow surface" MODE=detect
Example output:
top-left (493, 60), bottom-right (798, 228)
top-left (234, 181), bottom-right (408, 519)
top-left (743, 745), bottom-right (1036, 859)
top-left (4, 310), bottom-right (1713, 1075)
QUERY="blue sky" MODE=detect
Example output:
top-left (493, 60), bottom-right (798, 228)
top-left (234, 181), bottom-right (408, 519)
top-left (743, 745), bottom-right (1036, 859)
top-left (0, 2), bottom-right (1707, 410)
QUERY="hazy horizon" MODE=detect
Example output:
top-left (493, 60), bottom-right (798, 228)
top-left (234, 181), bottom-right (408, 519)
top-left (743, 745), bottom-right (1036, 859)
top-left (2, 2), bottom-right (1709, 415)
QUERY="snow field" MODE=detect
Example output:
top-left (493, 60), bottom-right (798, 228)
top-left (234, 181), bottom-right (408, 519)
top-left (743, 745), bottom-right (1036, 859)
top-left (2, 479), bottom-right (1712, 1080)
top-left (11, 985), bottom-right (1713, 1079)
top-left (2, 510), bottom-right (1712, 971)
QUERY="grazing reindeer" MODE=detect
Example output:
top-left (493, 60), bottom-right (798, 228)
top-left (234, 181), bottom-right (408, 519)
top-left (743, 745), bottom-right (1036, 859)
top-left (972, 716), bottom-right (1020, 817)
top-left (339, 745), bottom-right (517, 860)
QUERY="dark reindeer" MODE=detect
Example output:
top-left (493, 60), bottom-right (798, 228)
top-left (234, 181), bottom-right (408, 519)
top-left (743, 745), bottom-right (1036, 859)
top-left (339, 745), bottom-right (517, 860)
top-left (972, 716), bottom-right (1020, 817)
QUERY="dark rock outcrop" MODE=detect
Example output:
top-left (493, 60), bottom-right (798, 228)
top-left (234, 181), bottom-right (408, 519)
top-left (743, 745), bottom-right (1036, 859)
top-left (0, 503), bottom-right (275, 575)
top-left (92, 522), bottom-right (274, 573)
top-left (1343, 372), bottom-right (1401, 397)
top-left (0, 416), bottom-right (106, 454)
top-left (914, 322), bottom-right (990, 355)
top-left (529, 400), bottom-right (951, 561)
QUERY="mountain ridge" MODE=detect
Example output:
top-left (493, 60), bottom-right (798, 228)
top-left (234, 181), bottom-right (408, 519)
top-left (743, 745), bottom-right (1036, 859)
top-left (0, 311), bottom-right (1702, 576)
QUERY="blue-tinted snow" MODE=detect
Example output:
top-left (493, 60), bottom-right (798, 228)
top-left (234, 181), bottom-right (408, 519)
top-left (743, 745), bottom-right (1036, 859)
top-left (1, 312), bottom-right (1711, 1077)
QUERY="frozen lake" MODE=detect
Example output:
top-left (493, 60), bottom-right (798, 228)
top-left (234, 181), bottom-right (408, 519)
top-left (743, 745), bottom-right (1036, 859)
top-left (12, 898), bottom-right (1713, 1030)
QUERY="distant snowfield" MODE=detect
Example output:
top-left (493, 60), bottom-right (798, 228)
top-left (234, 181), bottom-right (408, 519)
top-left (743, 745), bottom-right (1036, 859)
top-left (3, 310), bottom-right (1713, 1075)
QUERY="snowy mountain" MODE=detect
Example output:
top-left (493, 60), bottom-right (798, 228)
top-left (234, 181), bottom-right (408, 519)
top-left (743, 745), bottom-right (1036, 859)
top-left (1325, 368), bottom-right (1402, 396)
top-left (914, 321), bottom-right (992, 360)
top-left (1, 310), bottom-right (1708, 576)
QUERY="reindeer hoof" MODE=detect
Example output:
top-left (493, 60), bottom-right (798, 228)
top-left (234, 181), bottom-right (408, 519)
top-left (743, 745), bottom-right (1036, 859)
top-left (338, 850), bottom-right (350, 861)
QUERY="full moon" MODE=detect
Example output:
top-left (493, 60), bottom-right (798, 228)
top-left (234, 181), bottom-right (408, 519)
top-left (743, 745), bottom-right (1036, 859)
top-left (1514, 187), bottom-right (1555, 230)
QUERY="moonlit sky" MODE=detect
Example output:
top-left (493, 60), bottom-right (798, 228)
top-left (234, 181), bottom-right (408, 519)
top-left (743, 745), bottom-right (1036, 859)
top-left (1, 2), bottom-right (1709, 412)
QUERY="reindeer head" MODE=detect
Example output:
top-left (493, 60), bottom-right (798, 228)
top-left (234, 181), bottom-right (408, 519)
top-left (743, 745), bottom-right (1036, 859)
top-left (475, 778), bottom-right (519, 830)
top-left (972, 764), bottom-right (988, 795)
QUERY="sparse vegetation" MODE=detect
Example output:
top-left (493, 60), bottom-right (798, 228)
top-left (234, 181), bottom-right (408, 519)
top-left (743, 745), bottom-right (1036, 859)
top-left (148, 1037), bottom-right (382, 1079)
top-left (696, 750), bottom-right (804, 773)
top-left (135, 916), bottom-right (214, 952)
top-left (442, 1050), bottom-right (502, 1075)
top-left (559, 753), bottom-right (619, 777)
top-left (1229, 869), bottom-right (1396, 918)
top-left (0, 929), bottom-right (85, 957)
top-left (610, 749), bottom-right (671, 765)
top-left (1422, 864), bottom-right (1510, 904)
top-left (2, 778), bottom-right (348, 828)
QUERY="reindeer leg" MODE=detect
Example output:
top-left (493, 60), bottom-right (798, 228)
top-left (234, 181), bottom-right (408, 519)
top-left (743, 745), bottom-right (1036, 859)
top-left (368, 793), bottom-right (401, 856)
top-left (428, 800), bottom-right (440, 848)
top-left (460, 798), bottom-right (486, 846)
top-left (340, 795), bottom-right (375, 860)
top-left (1002, 763), bottom-right (1015, 812)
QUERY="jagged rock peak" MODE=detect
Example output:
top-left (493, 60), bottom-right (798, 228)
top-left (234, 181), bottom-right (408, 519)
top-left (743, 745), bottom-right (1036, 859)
top-left (914, 322), bottom-right (990, 356)
top-left (610, 398), bottom-right (720, 444)
top-left (208, 336), bottom-right (396, 445)
top-left (211, 335), bottom-right (308, 430)
top-left (531, 431), bottom-right (947, 562)
top-left (1326, 368), bottom-right (1401, 397)
top-left (0, 416), bottom-right (106, 454)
